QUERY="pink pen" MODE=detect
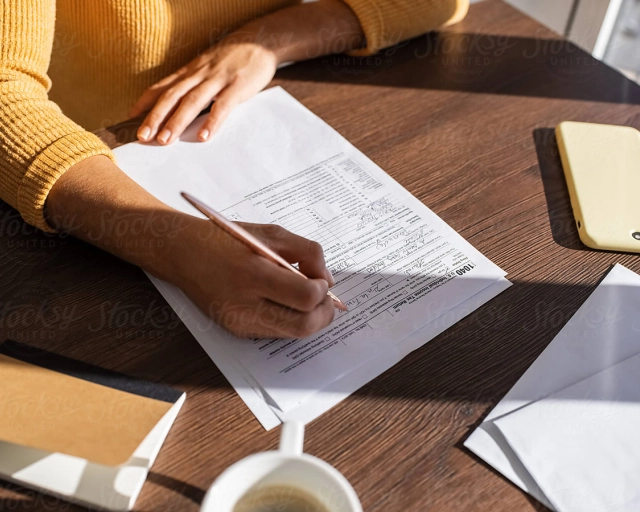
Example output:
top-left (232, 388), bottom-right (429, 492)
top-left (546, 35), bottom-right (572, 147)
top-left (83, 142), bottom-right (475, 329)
top-left (181, 192), bottom-right (348, 312)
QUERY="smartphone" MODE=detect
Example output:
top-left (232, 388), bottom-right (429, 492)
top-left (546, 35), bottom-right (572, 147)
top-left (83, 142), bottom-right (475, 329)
top-left (556, 121), bottom-right (640, 253)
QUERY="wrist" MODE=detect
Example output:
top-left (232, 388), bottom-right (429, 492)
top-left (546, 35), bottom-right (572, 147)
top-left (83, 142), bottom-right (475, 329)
top-left (153, 214), bottom-right (214, 288)
top-left (225, 0), bottom-right (364, 65)
top-left (220, 22), bottom-right (283, 65)
top-left (45, 155), bottom-right (200, 282)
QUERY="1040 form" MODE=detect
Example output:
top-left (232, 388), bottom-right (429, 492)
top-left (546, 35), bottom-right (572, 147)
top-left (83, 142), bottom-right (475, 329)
top-left (115, 87), bottom-right (510, 429)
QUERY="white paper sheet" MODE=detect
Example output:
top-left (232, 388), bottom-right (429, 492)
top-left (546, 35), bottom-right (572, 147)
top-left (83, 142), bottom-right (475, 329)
top-left (115, 87), bottom-right (508, 428)
top-left (152, 275), bottom-right (511, 429)
top-left (465, 263), bottom-right (640, 510)
top-left (278, 277), bottom-right (513, 424)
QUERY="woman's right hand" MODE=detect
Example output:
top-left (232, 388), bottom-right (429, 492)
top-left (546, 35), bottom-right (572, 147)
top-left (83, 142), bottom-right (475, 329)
top-left (46, 155), bottom-right (335, 339)
top-left (168, 217), bottom-right (336, 338)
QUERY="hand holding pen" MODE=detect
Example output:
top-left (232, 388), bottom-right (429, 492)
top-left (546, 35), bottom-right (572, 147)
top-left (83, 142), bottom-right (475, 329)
top-left (179, 192), bottom-right (346, 338)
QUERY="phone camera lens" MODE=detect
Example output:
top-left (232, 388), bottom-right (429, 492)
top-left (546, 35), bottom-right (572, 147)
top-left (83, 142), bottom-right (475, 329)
top-left (633, 232), bottom-right (640, 241)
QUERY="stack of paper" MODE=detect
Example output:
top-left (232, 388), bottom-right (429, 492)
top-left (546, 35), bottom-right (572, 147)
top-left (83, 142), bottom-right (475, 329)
top-left (466, 263), bottom-right (640, 512)
top-left (115, 87), bottom-right (510, 429)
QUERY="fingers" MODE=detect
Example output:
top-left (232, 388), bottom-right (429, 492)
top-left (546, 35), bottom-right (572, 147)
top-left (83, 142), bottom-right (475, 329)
top-left (132, 38), bottom-right (279, 145)
top-left (243, 224), bottom-right (335, 286)
top-left (154, 78), bottom-right (226, 145)
top-left (197, 82), bottom-right (245, 142)
top-left (254, 257), bottom-right (329, 312)
top-left (136, 76), bottom-right (204, 143)
top-left (135, 76), bottom-right (240, 145)
top-left (219, 295), bottom-right (335, 339)
top-left (129, 69), bottom-right (188, 119)
top-left (185, 220), bottom-right (337, 338)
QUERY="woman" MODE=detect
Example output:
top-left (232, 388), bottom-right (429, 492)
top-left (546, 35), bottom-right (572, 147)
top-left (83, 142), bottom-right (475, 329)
top-left (0, 0), bottom-right (468, 338)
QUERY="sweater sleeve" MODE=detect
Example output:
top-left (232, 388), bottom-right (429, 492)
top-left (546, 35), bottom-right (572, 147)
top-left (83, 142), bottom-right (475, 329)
top-left (342, 0), bottom-right (469, 56)
top-left (0, 1), bottom-right (115, 232)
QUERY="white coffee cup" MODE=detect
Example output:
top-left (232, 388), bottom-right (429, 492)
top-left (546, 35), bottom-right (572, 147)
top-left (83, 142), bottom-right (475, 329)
top-left (200, 422), bottom-right (362, 512)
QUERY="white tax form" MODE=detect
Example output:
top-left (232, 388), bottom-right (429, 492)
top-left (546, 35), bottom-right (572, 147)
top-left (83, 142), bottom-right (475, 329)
top-left (115, 87), bottom-right (509, 428)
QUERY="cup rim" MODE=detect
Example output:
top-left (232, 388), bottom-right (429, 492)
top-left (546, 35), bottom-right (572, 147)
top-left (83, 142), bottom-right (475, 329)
top-left (200, 451), bottom-right (362, 512)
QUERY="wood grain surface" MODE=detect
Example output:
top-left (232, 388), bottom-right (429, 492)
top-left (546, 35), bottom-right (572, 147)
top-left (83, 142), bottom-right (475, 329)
top-left (1, 1), bottom-right (640, 510)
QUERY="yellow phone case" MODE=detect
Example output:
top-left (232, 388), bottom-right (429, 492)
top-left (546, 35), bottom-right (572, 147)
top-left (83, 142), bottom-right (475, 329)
top-left (556, 121), bottom-right (640, 253)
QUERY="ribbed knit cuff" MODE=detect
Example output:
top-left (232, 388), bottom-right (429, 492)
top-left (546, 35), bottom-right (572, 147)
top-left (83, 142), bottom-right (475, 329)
top-left (17, 131), bottom-right (116, 233)
top-left (342, 0), bottom-right (470, 56)
top-left (341, 0), bottom-right (384, 56)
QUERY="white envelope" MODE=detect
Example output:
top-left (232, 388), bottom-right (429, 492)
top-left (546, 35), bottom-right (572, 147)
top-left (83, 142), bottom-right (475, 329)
top-left (494, 352), bottom-right (640, 512)
top-left (465, 263), bottom-right (640, 511)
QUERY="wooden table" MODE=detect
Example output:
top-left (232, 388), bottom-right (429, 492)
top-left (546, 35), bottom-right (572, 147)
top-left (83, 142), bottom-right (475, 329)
top-left (2, 1), bottom-right (640, 510)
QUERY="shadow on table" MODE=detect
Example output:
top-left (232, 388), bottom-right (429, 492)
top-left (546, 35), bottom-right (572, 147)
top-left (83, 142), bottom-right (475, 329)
top-left (146, 472), bottom-right (207, 506)
top-left (0, 273), bottom-right (629, 512)
top-left (0, 480), bottom-right (86, 512)
top-left (0, 223), bottom-right (624, 406)
top-left (0, 473), bottom-right (207, 512)
top-left (0, 187), bottom-right (632, 406)
top-left (533, 127), bottom-right (640, 255)
top-left (532, 128), bottom-right (585, 251)
top-left (97, 32), bottom-right (640, 152)
top-left (1, 199), bottom-right (637, 512)
top-left (277, 32), bottom-right (640, 105)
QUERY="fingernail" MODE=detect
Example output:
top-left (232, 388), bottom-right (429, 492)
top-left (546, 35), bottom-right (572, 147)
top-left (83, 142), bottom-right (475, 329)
top-left (157, 129), bottom-right (171, 144)
top-left (138, 126), bottom-right (150, 141)
top-left (198, 129), bottom-right (209, 141)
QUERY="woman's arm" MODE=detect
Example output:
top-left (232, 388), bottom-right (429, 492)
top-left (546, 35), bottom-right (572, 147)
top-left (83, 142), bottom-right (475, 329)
top-left (46, 155), bottom-right (336, 338)
top-left (131, 0), bottom-right (365, 145)
top-left (132, 0), bottom-right (469, 146)
top-left (0, 0), bottom-right (335, 338)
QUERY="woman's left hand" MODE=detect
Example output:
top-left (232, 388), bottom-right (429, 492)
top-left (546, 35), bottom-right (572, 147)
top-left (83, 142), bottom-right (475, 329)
top-left (131, 0), bottom-right (364, 145)
top-left (130, 36), bottom-right (278, 145)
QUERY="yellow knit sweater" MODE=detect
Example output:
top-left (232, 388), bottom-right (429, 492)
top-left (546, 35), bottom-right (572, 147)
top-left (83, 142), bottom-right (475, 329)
top-left (0, 0), bottom-right (468, 232)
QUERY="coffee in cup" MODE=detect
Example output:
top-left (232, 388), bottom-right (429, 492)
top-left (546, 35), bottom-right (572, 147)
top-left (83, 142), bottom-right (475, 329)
top-left (201, 422), bottom-right (361, 512)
